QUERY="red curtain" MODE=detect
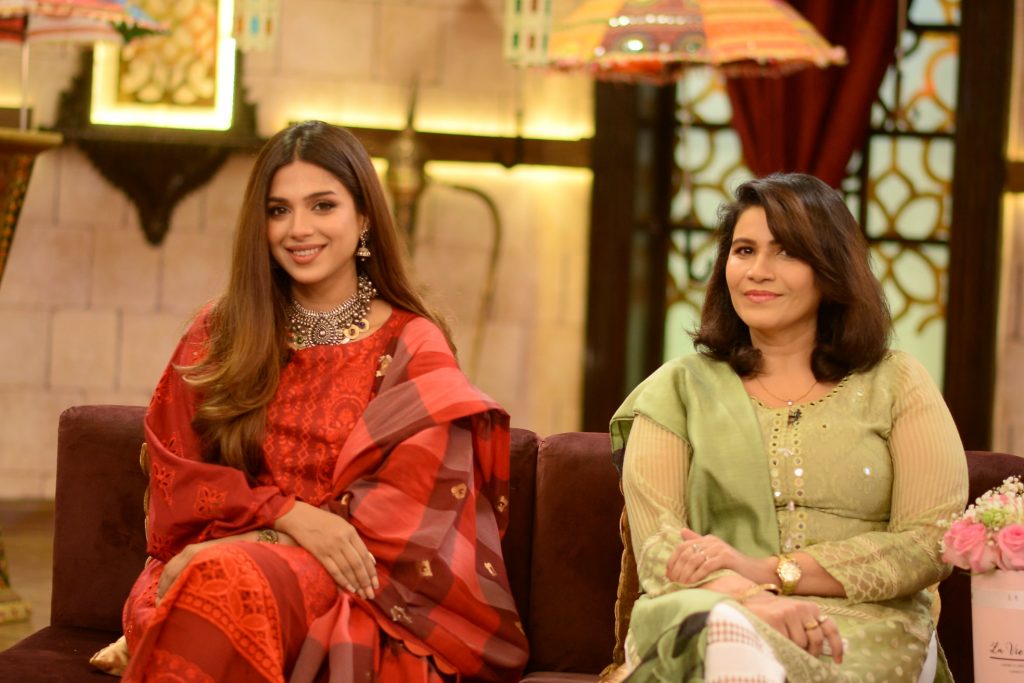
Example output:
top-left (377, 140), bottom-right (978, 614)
top-left (724, 1), bottom-right (900, 187)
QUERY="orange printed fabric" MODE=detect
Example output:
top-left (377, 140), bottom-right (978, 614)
top-left (121, 309), bottom-right (528, 682)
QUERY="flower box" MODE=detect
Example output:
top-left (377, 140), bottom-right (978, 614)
top-left (972, 570), bottom-right (1024, 680)
top-left (943, 476), bottom-right (1024, 681)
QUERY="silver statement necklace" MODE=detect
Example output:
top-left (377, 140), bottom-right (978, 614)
top-left (287, 275), bottom-right (377, 348)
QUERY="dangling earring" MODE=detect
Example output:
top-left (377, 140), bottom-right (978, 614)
top-left (356, 228), bottom-right (372, 259)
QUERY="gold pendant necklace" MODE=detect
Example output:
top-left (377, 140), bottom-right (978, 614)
top-left (754, 376), bottom-right (818, 407)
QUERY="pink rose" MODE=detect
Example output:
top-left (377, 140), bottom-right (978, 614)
top-left (942, 520), bottom-right (974, 568)
top-left (943, 520), bottom-right (998, 573)
top-left (995, 524), bottom-right (1024, 570)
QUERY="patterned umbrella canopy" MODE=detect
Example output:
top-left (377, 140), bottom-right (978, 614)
top-left (0, 0), bottom-right (163, 43)
top-left (0, 0), bottom-right (164, 128)
top-left (0, 0), bottom-right (156, 22)
top-left (547, 0), bottom-right (846, 83)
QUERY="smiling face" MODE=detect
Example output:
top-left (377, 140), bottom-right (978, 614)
top-left (725, 206), bottom-right (822, 343)
top-left (266, 159), bottom-right (363, 309)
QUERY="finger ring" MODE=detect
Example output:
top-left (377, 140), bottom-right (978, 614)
top-left (803, 620), bottom-right (821, 631)
top-left (692, 544), bottom-right (702, 554)
top-left (817, 614), bottom-right (829, 624)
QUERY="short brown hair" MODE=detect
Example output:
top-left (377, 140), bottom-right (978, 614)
top-left (693, 173), bottom-right (891, 380)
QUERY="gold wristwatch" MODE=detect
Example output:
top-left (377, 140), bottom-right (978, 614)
top-left (775, 554), bottom-right (802, 595)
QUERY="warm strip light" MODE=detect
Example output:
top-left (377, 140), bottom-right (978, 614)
top-left (420, 118), bottom-right (593, 141)
top-left (287, 109), bottom-right (592, 142)
top-left (425, 160), bottom-right (593, 180)
top-left (90, 0), bottom-right (236, 130)
top-left (1009, 0), bottom-right (1023, 160)
top-left (0, 76), bottom-right (22, 107)
top-left (366, 159), bottom-right (592, 180)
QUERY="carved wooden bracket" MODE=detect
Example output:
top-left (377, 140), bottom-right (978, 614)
top-left (0, 128), bottom-right (63, 285)
top-left (53, 51), bottom-right (262, 245)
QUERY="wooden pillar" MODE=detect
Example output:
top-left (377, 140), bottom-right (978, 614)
top-left (945, 0), bottom-right (1015, 450)
top-left (582, 82), bottom-right (638, 433)
top-left (581, 83), bottom-right (674, 432)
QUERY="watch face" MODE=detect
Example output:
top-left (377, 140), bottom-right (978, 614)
top-left (780, 562), bottom-right (801, 582)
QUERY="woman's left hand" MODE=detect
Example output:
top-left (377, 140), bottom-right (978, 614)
top-left (666, 528), bottom-right (762, 584)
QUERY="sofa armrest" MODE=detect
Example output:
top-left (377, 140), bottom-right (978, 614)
top-left (51, 405), bottom-right (149, 632)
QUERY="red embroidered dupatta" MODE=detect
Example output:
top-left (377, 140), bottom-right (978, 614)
top-left (130, 311), bottom-right (528, 682)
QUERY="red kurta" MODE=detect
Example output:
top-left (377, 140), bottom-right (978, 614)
top-left (121, 308), bottom-right (528, 682)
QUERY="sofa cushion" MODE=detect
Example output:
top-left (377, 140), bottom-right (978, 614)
top-left (0, 625), bottom-right (120, 682)
top-left (526, 432), bottom-right (622, 674)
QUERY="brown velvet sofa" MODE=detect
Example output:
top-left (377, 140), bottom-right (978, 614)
top-left (0, 404), bottom-right (1020, 682)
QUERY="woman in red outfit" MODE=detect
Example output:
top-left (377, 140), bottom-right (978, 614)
top-left (113, 121), bottom-right (528, 682)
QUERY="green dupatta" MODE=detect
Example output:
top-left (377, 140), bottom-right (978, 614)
top-left (610, 354), bottom-right (780, 558)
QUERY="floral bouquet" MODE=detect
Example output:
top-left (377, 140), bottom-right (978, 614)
top-left (942, 476), bottom-right (1024, 573)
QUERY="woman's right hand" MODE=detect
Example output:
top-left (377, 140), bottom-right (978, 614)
top-left (158, 542), bottom-right (203, 601)
top-left (274, 501), bottom-right (378, 599)
top-left (741, 593), bottom-right (844, 664)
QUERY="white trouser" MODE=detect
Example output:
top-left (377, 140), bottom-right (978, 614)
top-left (705, 602), bottom-right (786, 683)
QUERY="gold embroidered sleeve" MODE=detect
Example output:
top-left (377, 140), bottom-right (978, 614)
top-left (622, 415), bottom-right (736, 597)
top-left (803, 354), bottom-right (969, 602)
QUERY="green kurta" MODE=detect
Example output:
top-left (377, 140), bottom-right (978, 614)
top-left (611, 351), bottom-right (968, 682)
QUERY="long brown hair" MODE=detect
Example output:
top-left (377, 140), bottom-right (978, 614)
top-left (693, 173), bottom-right (891, 380)
top-left (185, 120), bottom-right (451, 478)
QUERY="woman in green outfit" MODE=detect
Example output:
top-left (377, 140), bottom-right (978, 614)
top-left (611, 173), bottom-right (968, 682)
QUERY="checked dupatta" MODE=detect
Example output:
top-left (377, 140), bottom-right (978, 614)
top-left (290, 316), bottom-right (529, 680)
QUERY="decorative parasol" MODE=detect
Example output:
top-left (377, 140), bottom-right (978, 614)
top-left (0, 0), bottom-right (165, 129)
top-left (547, 0), bottom-right (847, 83)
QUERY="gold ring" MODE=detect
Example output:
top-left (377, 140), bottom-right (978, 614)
top-left (803, 620), bottom-right (821, 631)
